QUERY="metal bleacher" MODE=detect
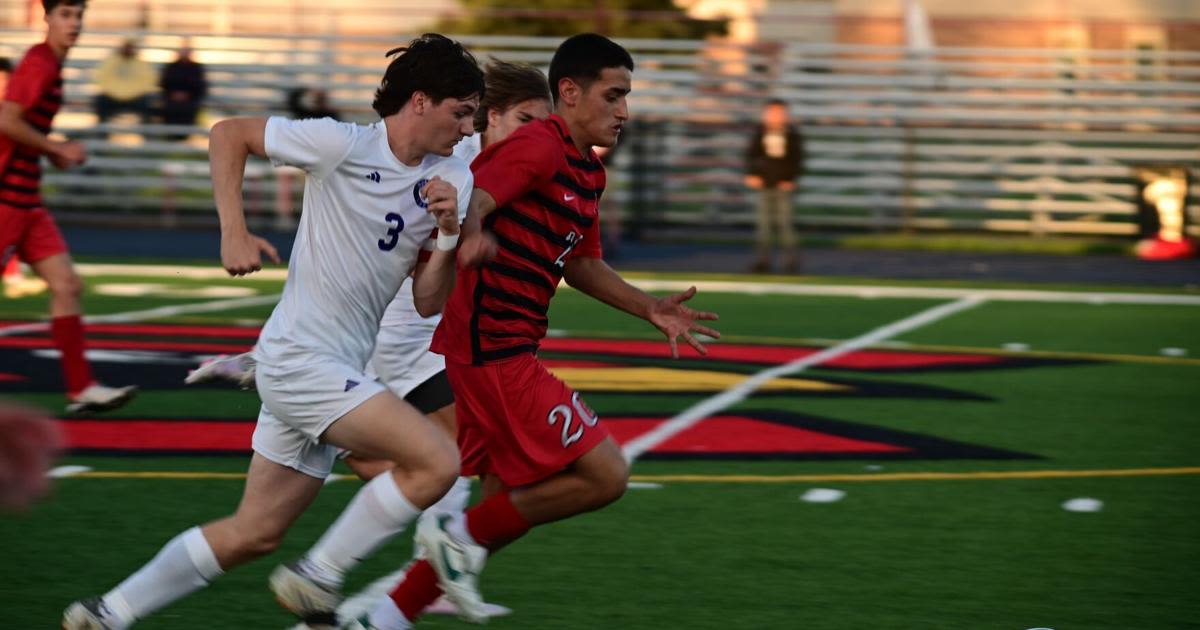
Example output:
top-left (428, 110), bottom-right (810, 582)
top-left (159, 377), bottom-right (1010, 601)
top-left (1, 28), bottom-right (1197, 238)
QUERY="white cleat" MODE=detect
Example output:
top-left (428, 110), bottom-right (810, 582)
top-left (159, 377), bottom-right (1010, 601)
top-left (270, 562), bottom-right (342, 629)
top-left (184, 352), bottom-right (256, 389)
top-left (425, 595), bottom-right (513, 619)
top-left (61, 598), bottom-right (119, 630)
top-left (66, 383), bottom-right (137, 415)
top-left (415, 514), bottom-right (489, 624)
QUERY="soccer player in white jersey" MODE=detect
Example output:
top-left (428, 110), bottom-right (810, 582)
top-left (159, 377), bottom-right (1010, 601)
top-left (184, 59), bottom-right (554, 621)
top-left (62, 34), bottom-right (484, 630)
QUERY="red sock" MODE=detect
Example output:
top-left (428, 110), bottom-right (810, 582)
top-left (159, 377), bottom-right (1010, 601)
top-left (466, 490), bottom-right (531, 550)
top-left (51, 315), bottom-right (93, 396)
top-left (389, 559), bottom-right (442, 621)
top-left (3, 257), bottom-right (19, 279)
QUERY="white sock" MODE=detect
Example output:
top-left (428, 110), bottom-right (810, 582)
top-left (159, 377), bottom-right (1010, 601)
top-left (303, 472), bottom-right (420, 588)
top-left (368, 596), bottom-right (414, 630)
top-left (102, 527), bottom-right (223, 627)
top-left (413, 477), bottom-right (473, 558)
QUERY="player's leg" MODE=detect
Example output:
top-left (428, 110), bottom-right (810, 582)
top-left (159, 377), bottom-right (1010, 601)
top-left (367, 441), bottom-right (626, 630)
top-left (63, 453), bottom-right (325, 629)
top-left (25, 213), bottom-right (136, 411)
top-left (272, 388), bottom-right (458, 615)
top-left (184, 351), bottom-right (257, 388)
top-left (378, 359), bottom-right (625, 625)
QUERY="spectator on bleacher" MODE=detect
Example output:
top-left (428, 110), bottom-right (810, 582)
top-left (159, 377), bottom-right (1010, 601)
top-left (745, 98), bottom-right (805, 274)
top-left (159, 43), bottom-right (207, 137)
top-left (286, 87), bottom-right (340, 120)
top-left (92, 39), bottom-right (156, 123)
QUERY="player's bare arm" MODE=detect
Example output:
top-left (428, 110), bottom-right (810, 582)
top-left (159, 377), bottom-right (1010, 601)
top-left (563, 257), bottom-right (720, 358)
top-left (0, 101), bottom-right (85, 168)
top-left (457, 187), bottom-right (499, 267)
top-left (411, 175), bottom-right (462, 317)
top-left (208, 117), bottom-right (280, 276)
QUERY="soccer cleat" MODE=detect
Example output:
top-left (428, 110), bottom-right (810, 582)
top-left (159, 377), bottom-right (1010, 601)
top-left (184, 352), bottom-right (257, 389)
top-left (3, 275), bottom-right (48, 298)
top-left (425, 595), bottom-right (513, 619)
top-left (66, 383), bottom-right (137, 415)
top-left (415, 514), bottom-right (489, 624)
top-left (269, 562), bottom-right (342, 629)
top-left (61, 597), bottom-right (119, 630)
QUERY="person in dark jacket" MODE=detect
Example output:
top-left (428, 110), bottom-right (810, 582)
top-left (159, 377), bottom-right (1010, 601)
top-left (159, 43), bottom-right (207, 138)
top-left (745, 98), bottom-right (805, 273)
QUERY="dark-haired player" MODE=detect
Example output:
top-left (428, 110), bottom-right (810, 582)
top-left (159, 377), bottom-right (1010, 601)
top-left (63, 34), bottom-right (483, 629)
top-left (354, 33), bottom-right (720, 630)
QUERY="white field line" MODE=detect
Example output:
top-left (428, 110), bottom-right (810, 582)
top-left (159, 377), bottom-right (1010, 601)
top-left (0, 294), bottom-right (280, 337)
top-left (75, 263), bottom-right (1200, 305)
top-left (621, 279), bottom-right (1200, 306)
top-left (77, 263), bottom-right (289, 281)
top-left (621, 296), bottom-right (987, 462)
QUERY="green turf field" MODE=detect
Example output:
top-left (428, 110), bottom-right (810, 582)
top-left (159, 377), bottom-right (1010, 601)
top-left (1, 265), bottom-right (1198, 629)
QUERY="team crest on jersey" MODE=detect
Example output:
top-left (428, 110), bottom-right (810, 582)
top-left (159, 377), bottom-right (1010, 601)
top-left (413, 178), bottom-right (430, 209)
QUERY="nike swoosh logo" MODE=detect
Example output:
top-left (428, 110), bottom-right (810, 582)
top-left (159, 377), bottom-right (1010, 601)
top-left (563, 194), bottom-right (576, 202)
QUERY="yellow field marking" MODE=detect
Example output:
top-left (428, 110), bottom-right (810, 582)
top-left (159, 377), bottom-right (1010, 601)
top-left (67, 466), bottom-right (1200, 483)
top-left (548, 366), bottom-right (850, 392)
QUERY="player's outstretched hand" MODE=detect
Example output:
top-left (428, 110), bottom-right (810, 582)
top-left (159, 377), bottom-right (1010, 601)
top-left (0, 401), bottom-right (62, 512)
top-left (458, 231), bottom-right (497, 268)
top-left (648, 285), bottom-right (720, 358)
top-left (221, 229), bottom-right (280, 277)
top-left (49, 140), bottom-right (86, 169)
top-left (422, 176), bottom-right (461, 235)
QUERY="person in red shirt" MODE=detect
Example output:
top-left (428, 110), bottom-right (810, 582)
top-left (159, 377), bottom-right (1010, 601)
top-left (354, 33), bottom-right (721, 630)
top-left (0, 0), bottom-right (135, 413)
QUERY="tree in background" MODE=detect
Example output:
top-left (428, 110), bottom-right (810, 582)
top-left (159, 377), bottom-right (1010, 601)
top-left (438, 0), bottom-right (727, 39)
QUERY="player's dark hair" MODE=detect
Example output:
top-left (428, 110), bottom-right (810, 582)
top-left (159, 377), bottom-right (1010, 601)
top-left (0, 58), bottom-right (11, 73)
top-left (765, 98), bottom-right (788, 108)
top-left (548, 33), bottom-right (634, 104)
top-left (43, 0), bottom-right (86, 12)
top-left (373, 33), bottom-right (485, 118)
top-left (474, 59), bottom-right (551, 133)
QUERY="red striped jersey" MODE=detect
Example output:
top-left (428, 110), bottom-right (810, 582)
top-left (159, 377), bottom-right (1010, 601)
top-left (432, 114), bottom-right (605, 365)
top-left (0, 42), bottom-right (62, 210)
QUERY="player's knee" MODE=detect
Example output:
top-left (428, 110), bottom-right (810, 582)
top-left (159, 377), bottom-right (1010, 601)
top-left (48, 272), bottom-right (84, 299)
top-left (591, 454), bottom-right (629, 507)
top-left (427, 439), bottom-right (461, 490)
top-left (238, 527), bottom-right (285, 558)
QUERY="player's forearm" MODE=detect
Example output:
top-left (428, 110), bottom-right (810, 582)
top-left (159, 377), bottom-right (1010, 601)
top-left (0, 109), bottom-right (57, 156)
top-left (412, 249), bottom-right (457, 317)
top-left (461, 188), bottom-right (498, 238)
top-left (563, 257), bottom-right (654, 320)
top-left (208, 119), bottom-right (264, 234)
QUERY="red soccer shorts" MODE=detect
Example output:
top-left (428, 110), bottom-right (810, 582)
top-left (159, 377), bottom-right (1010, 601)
top-left (448, 352), bottom-right (609, 487)
top-left (0, 205), bottom-right (68, 265)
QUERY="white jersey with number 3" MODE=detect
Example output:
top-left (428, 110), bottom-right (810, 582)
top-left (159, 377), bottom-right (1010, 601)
top-left (256, 116), bottom-right (473, 370)
top-left (377, 133), bottom-right (482, 337)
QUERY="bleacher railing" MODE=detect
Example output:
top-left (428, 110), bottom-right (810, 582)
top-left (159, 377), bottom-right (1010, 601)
top-left (1, 29), bottom-right (1196, 238)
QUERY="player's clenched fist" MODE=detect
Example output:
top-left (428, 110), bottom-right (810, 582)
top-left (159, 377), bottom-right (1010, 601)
top-left (421, 176), bottom-right (461, 235)
top-left (220, 228), bottom-right (281, 276)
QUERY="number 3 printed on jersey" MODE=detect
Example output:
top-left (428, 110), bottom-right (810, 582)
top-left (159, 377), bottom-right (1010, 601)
top-left (378, 212), bottom-right (405, 251)
top-left (547, 392), bottom-right (599, 448)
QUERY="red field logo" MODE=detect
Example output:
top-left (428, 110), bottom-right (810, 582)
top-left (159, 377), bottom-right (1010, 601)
top-left (0, 324), bottom-right (1067, 460)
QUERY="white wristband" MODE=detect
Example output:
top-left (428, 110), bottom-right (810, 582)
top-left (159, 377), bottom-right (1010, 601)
top-left (435, 231), bottom-right (460, 251)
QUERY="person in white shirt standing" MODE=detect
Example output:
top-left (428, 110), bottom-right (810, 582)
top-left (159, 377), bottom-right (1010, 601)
top-left (63, 34), bottom-right (484, 630)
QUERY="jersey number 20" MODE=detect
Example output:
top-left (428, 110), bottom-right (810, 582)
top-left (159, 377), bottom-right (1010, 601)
top-left (378, 213), bottom-right (405, 251)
